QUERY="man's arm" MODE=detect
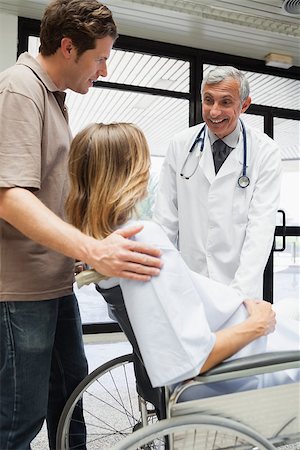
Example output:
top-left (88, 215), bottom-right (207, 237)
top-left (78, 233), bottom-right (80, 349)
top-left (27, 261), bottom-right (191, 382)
top-left (231, 140), bottom-right (282, 298)
top-left (0, 187), bottom-right (162, 280)
top-left (200, 299), bottom-right (276, 373)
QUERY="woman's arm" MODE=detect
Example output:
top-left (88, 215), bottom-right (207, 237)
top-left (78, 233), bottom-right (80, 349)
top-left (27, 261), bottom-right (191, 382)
top-left (200, 299), bottom-right (276, 373)
top-left (119, 221), bottom-right (276, 387)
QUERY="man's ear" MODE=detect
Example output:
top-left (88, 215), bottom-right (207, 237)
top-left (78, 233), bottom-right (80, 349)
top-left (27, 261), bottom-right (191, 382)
top-left (241, 96), bottom-right (251, 113)
top-left (60, 37), bottom-right (73, 59)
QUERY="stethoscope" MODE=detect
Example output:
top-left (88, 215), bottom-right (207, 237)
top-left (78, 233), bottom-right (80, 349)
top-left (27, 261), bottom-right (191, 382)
top-left (180, 119), bottom-right (250, 188)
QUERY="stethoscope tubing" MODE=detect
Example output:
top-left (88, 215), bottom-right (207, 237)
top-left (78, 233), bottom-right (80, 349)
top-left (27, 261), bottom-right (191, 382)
top-left (181, 119), bottom-right (250, 188)
top-left (240, 120), bottom-right (247, 177)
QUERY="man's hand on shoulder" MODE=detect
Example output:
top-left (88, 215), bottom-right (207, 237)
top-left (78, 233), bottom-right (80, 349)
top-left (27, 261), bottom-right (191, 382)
top-left (84, 224), bottom-right (163, 281)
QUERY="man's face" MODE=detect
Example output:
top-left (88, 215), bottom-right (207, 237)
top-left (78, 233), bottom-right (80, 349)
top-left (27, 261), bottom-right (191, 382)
top-left (202, 78), bottom-right (251, 139)
top-left (67, 35), bottom-right (114, 94)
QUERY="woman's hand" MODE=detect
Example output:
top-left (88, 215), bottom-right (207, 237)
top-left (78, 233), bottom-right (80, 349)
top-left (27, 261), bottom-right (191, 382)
top-left (200, 299), bottom-right (276, 373)
top-left (244, 299), bottom-right (276, 336)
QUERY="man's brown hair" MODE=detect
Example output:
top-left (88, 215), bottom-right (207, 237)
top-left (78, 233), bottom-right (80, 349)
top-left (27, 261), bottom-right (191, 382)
top-left (39, 0), bottom-right (118, 57)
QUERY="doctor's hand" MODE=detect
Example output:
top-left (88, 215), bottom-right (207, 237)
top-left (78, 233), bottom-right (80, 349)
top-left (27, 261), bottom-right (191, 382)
top-left (244, 299), bottom-right (276, 336)
top-left (84, 224), bottom-right (162, 281)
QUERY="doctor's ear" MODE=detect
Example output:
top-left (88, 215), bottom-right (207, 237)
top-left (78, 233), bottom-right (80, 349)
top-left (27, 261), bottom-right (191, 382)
top-left (241, 96), bottom-right (251, 113)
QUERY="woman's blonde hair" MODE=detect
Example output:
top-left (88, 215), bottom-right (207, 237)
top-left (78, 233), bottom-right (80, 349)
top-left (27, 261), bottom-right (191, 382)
top-left (66, 122), bottom-right (150, 239)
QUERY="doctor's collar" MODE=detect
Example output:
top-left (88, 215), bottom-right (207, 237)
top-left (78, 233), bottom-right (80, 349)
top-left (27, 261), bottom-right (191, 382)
top-left (207, 122), bottom-right (240, 149)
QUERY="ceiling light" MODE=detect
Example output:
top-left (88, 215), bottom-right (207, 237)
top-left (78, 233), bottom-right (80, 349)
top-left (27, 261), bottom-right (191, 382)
top-left (264, 53), bottom-right (293, 69)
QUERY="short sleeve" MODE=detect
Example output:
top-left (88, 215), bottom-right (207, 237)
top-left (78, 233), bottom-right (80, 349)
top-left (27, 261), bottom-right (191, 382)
top-left (0, 89), bottom-right (42, 189)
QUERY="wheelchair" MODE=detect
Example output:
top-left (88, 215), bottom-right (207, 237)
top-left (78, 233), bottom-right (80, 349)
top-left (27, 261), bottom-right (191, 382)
top-left (112, 351), bottom-right (300, 450)
top-left (57, 285), bottom-right (300, 450)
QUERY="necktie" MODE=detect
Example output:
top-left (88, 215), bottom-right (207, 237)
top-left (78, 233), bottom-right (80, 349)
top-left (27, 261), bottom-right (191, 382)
top-left (213, 139), bottom-right (231, 174)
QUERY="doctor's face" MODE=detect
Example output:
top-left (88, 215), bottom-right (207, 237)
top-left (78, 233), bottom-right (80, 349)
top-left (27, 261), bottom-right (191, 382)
top-left (202, 78), bottom-right (251, 139)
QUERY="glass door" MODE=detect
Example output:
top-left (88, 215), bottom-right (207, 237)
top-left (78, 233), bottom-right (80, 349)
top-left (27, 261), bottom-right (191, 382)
top-left (273, 117), bottom-right (300, 311)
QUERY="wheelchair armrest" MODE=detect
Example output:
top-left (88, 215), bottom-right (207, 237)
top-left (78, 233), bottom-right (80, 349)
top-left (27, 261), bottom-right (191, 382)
top-left (194, 350), bottom-right (300, 383)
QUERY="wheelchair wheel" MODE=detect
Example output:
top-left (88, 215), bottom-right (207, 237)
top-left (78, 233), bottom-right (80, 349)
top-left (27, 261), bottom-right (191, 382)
top-left (56, 353), bottom-right (158, 450)
top-left (111, 413), bottom-right (276, 450)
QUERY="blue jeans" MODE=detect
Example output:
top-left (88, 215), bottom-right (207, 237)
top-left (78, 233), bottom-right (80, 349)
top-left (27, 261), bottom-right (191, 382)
top-left (0, 294), bottom-right (88, 450)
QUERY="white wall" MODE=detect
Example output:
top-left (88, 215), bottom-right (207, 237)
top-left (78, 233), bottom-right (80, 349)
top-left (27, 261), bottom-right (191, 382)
top-left (0, 12), bottom-right (18, 71)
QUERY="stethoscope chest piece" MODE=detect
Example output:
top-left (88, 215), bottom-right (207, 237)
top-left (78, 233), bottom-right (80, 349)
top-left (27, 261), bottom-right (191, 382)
top-left (238, 175), bottom-right (250, 188)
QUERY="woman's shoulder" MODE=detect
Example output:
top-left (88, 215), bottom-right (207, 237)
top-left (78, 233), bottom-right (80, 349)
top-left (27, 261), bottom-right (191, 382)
top-left (125, 219), bottom-right (174, 248)
top-left (126, 219), bottom-right (165, 238)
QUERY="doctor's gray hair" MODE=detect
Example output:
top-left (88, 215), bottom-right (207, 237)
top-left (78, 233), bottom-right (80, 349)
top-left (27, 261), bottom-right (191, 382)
top-left (201, 66), bottom-right (250, 103)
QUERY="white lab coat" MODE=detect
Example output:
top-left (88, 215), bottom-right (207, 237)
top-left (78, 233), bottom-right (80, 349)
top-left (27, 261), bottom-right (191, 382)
top-left (100, 220), bottom-right (299, 391)
top-left (153, 124), bottom-right (282, 298)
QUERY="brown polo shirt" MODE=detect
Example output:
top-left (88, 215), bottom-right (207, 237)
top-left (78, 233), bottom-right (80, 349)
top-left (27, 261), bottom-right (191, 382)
top-left (0, 52), bottom-right (74, 300)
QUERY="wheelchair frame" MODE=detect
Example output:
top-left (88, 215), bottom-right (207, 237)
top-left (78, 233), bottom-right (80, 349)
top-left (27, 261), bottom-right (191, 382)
top-left (112, 351), bottom-right (300, 450)
top-left (57, 283), bottom-right (300, 450)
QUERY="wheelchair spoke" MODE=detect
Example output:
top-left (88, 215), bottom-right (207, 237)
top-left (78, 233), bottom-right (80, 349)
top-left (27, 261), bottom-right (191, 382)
top-left (57, 354), bottom-right (159, 450)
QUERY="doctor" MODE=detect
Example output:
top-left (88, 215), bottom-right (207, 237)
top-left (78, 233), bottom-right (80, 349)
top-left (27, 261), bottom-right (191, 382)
top-left (154, 66), bottom-right (281, 299)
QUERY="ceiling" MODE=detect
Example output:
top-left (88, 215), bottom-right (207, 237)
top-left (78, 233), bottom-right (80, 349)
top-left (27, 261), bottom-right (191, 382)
top-left (0, 0), bottom-right (300, 68)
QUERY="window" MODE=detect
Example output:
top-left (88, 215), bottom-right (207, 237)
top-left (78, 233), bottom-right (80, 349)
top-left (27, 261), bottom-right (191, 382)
top-left (274, 236), bottom-right (299, 304)
top-left (240, 113), bottom-right (264, 131)
top-left (273, 117), bottom-right (300, 304)
top-left (245, 71), bottom-right (300, 110)
top-left (66, 87), bottom-right (189, 156)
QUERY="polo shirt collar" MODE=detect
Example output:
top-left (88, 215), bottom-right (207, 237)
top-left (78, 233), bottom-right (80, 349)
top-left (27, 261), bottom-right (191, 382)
top-left (16, 52), bottom-right (66, 101)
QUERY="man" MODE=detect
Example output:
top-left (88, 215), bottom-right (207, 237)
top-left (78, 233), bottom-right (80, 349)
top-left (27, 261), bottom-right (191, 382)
top-left (154, 66), bottom-right (281, 299)
top-left (0, 1), bottom-right (161, 449)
